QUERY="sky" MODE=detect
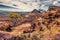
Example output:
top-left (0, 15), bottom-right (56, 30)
top-left (0, 0), bottom-right (60, 12)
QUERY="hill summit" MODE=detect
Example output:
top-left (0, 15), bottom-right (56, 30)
top-left (31, 9), bottom-right (40, 13)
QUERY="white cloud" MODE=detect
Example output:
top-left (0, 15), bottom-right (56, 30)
top-left (0, 0), bottom-right (40, 12)
top-left (0, 0), bottom-right (60, 12)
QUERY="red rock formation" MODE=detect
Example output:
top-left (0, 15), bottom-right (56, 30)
top-left (0, 6), bottom-right (60, 40)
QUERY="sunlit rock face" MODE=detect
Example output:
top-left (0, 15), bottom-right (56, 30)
top-left (12, 23), bottom-right (33, 33)
top-left (11, 9), bottom-right (41, 33)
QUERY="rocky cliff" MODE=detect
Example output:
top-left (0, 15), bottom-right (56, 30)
top-left (0, 6), bottom-right (60, 40)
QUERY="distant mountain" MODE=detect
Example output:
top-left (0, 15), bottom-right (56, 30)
top-left (0, 10), bottom-right (29, 15)
top-left (31, 9), bottom-right (40, 13)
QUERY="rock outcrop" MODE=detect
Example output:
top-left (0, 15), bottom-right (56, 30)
top-left (0, 6), bottom-right (60, 40)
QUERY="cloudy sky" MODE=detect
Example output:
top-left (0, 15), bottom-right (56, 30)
top-left (0, 0), bottom-right (60, 12)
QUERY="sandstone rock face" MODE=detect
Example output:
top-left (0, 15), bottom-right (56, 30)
top-left (0, 6), bottom-right (60, 40)
top-left (0, 22), bottom-right (10, 31)
top-left (0, 21), bottom-right (14, 31)
top-left (0, 31), bottom-right (25, 40)
top-left (12, 23), bottom-right (34, 33)
top-left (55, 34), bottom-right (60, 40)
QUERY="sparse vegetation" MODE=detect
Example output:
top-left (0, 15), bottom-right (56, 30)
top-left (8, 12), bottom-right (22, 26)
